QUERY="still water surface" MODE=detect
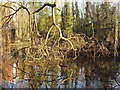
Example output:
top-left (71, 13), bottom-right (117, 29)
top-left (0, 50), bottom-right (120, 89)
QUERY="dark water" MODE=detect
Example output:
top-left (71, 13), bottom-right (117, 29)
top-left (0, 49), bottom-right (120, 89)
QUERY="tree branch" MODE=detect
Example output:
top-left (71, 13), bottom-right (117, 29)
top-left (0, 5), bottom-right (16, 11)
top-left (32, 3), bottom-right (56, 14)
top-left (1, 5), bottom-right (30, 28)
top-left (21, 5), bottom-right (30, 15)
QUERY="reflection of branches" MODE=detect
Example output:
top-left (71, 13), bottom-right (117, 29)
top-left (9, 61), bottom-right (30, 75)
top-left (113, 77), bottom-right (120, 87)
top-left (8, 61), bottom-right (59, 79)
top-left (60, 68), bottom-right (73, 85)
top-left (110, 73), bottom-right (120, 88)
top-left (114, 78), bottom-right (120, 86)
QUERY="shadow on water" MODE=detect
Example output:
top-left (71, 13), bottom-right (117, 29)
top-left (0, 46), bottom-right (120, 89)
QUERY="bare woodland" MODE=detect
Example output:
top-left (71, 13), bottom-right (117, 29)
top-left (0, 1), bottom-right (120, 62)
top-left (0, 1), bottom-right (120, 88)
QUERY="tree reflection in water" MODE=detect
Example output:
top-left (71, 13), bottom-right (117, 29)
top-left (1, 55), bottom-right (120, 88)
top-left (1, 54), bottom-right (120, 89)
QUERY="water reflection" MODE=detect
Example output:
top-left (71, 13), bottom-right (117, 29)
top-left (0, 52), bottom-right (120, 89)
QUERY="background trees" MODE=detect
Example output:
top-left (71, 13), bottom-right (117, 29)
top-left (61, 2), bottom-right (73, 37)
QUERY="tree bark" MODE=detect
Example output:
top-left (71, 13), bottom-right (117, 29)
top-left (114, 10), bottom-right (119, 57)
top-left (0, 1), bottom-right (3, 83)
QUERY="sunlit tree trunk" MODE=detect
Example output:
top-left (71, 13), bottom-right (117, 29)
top-left (0, 1), bottom-right (3, 83)
top-left (114, 10), bottom-right (119, 57)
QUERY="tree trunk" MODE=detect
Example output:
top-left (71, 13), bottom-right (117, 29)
top-left (114, 10), bottom-right (119, 57)
top-left (0, 1), bottom-right (3, 83)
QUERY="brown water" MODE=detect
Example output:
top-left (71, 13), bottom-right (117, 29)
top-left (0, 46), bottom-right (120, 89)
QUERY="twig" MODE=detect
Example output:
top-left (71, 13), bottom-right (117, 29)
top-left (2, 5), bottom-right (30, 20)
top-left (1, 5), bottom-right (30, 28)
top-left (0, 5), bottom-right (16, 11)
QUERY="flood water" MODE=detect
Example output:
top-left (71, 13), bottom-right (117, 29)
top-left (0, 46), bottom-right (120, 89)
